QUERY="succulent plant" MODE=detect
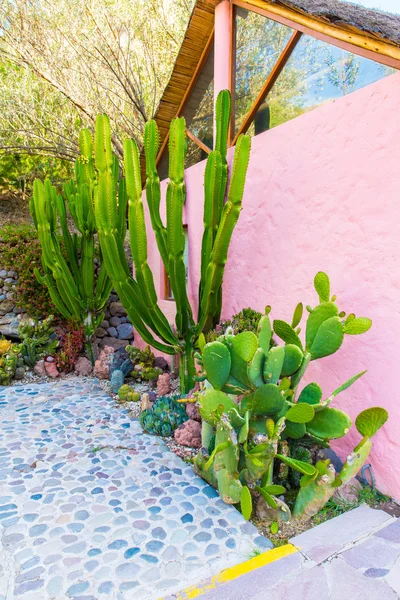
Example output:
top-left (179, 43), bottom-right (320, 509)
top-left (194, 273), bottom-right (387, 522)
top-left (92, 90), bottom-right (251, 393)
top-left (18, 316), bottom-right (58, 368)
top-left (0, 341), bottom-right (21, 385)
top-left (118, 384), bottom-right (140, 402)
top-left (125, 345), bottom-right (162, 382)
top-left (139, 395), bottom-right (188, 437)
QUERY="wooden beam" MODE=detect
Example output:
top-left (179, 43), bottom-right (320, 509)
top-left (155, 30), bottom-right (214, 169)
top-left (186, 130), bottom-right (212, 155)
top-left (231, 29), bottom-right (302, 145)
top-left (233, 0), bottom-right (400, 69)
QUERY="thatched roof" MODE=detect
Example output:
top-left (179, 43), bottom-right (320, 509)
top-left (267, 0), bottom-right (400, 46)
top-left (144, 0), bottom-right (400, 179)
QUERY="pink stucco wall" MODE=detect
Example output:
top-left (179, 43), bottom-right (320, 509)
top-left (143, 71), bottom-right (400, 500)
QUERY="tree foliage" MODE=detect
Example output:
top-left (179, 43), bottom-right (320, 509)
top-left (0, 0), bottom-right (194, 161)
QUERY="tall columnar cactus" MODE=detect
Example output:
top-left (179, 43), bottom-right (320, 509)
top-left (30, 130), bottom-right (116, 360)
top-left (194, 273), bottom-right (388, 521)
top-left (94, 90), bottom-right (251, 392)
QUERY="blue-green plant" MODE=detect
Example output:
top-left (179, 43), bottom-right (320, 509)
top-left (18, 316), bottom-right (58, 368)
top-left (30, 130), bottom-right (117, 361)
top-left (93, 90), bottom-right (251, 393)
top-left (194, 273), bottom-right (388, 521)
top-left (139, 395), bottom-right (188, 437)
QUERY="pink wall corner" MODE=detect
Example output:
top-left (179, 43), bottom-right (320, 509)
top-left (139, 71), bottom-right (400, 499)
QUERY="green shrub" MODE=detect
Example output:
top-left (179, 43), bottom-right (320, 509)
top-left (0, 224), bottom-right (59, 318)
top-left (224, 307), bottom-right (263, 334)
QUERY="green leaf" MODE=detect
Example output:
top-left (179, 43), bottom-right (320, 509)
top-left (291, 302), bottom-right (303, 328)
top-left (197, 333), bottom-right (206, 353)
top-left (270, 521), bottom-right (279, 534)
top-left (276, 454), bottom-right (317, 475)
top-left (255, 486), bottom-right (278, 509)
top-left (286, 403), bottom-right (315, 423)
top-left (300, 472), bottom-right (318, 487)
top-left (240, 485), bottom-right (253, 520)
top-left (355, 407), bottom-right (388, 438)
top-left (273, 320), bottom-right (303, 350)
top-left (343, 317), bottom-right (372, 335)
top-left (331, 371), bottom-right (367, 397)
top-left (314, 271), bottom-right (330, 302)
top-left (205, 441), bottom-right (230, 471)
top-left (264, 485), bottom-right (286, 495)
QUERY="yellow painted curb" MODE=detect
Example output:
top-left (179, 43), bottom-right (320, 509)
top-left (161, 543), bottom-right (298, 599)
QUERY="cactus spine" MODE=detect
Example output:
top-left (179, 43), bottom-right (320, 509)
top-left (30, 130), bottom-right (115, 361)
top-left (94, 90), bottom-right (251, 393)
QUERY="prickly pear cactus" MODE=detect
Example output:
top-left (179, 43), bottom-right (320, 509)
top-left (139, 395), bottom-right (188, 437)
top-left (194, 273), bottom-right (386, 523)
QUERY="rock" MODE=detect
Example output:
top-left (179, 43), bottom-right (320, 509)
top-left (110, 302), bottom-right (127, 318)
top-left (334, 477), bottom-right (362, 503)
top-left (94, 346), bottom-right (115, 379)
top-left (0, 301), bottom-right (15, 316)
top-left (120, 317), bottom-right (127, 323)
top-left (107, 327), bottom-right (118, 337)
top-left (174, 419), bottom-right (201, 448)
top-left (154, 356), bottom-right (169, 372)
top-left (95, 327), bottom-right (107, 338)
top-left (74, 357), bottom-right (93, 377)
top-left (157, 373), bottom-right (171, 396)
top-left (109, 293), bottom-right (119, 303)
top-left (46, 356), bottom-right (55, 363)
top-left (186, 402), bottom-right (201, 422)
top-left (110, 347), bottom-right (132, 375)
top-left (141, 393), bottom-right (154, 412)
top-left (14, 366), bottom-right (25, 380)
top-left (0, 270), bottom-right (7, 278)
top-left (111, 369), bottom-right (124, 393)
top-left (101, 320), bottom-right (110, 329)
top-left (98, 337), bottom-right (126, 351)
top-left (148, 391), bottom-right (157, 403)
top-left (117, 323), bottom-right (133, 340)
top-left (44, 362), bottom-right (59, 378)
top-left (34, 360), bottom-right (46, 376)
top-left (109, 316), bottom-right (121, 328)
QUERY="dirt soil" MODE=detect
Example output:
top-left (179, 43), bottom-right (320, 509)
top-left (0, 191), bottom-right (32, 226)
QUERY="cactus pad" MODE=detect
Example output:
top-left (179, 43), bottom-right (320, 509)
top-left (280, 344), bottom-right (303, 377)
top-left (305, 302), bottom-right (338, 350)
top-left (273, 320), bottom-right (303, 349)
top-left (232, 331), bottom-right (259, 362)
top-left (252, 383), bottom-right (285, 415)
top-left (240, 485), bottom-right (253, 520)
top-left (314, 271), bottom-right (330, 302)
top-left (202, 341), bottom-right (231, 390)
top-left (309, 316), bottom-right (344, 360)
top-left (306, 407), bottom-right (351, 439)
top-left (286, 403), bottom-right (315, 423)
top-left (263, 346), bottom-right (285, 384)
top-left (343, 317), bottom-right (372, 335)
top-left (258, 314), bottom-right (272, 353)
top-left (198, 389), bottom-right (236, 424)
top-left (298, 382), bottom-right (323, 405)
top-left (355, 407), bottom-right (388, 438)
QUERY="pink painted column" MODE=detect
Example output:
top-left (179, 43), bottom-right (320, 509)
top-left (214, 0), bottom-right (232, 137)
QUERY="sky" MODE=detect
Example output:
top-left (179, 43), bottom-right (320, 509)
top-left (342, 0), bottom-right (400, 13)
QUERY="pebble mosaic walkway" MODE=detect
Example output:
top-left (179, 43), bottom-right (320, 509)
top-left (0, 379), bottom-right (272, 600)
